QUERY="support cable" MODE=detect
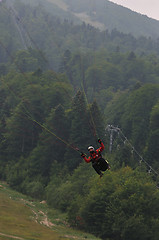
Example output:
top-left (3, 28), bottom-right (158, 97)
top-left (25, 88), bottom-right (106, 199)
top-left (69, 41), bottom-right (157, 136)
top-left (106, 125), bottom-right (159, 178)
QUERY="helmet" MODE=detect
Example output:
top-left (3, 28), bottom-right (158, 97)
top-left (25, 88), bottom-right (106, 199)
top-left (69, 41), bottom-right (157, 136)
top-left (88, 146), bottom-right (95, 151)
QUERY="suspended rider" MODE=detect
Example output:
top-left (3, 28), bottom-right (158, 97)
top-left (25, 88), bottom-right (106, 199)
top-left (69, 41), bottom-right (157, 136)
top-left (81, 139), bottom-right (110, 178)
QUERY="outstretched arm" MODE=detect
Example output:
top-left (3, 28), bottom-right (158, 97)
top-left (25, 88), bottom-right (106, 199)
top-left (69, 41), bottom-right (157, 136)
top-left (81, 153), bottom-right (91, 163)
top-left (97, 139), bottom-right (105, 152)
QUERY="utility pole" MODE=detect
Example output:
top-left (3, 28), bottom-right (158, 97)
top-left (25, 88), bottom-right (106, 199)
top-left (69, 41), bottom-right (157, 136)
top-left (106, 125), bottom-right (120, 152)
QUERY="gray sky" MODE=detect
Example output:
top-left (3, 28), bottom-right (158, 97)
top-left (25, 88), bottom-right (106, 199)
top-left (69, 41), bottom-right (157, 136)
top-left (110, 0), bottom-right (159, 20)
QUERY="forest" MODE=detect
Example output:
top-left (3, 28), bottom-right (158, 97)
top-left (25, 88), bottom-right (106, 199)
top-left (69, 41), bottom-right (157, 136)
top-left (1, 0), bottom-right (159, 71)
top-left (0, 0), bottom-right (159, 240)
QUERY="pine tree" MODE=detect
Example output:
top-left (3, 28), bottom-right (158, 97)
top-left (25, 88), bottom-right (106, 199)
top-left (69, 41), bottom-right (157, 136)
top-left (42, 104), bottom-right (70, 163)
top-left (27, 104), bottom-right (70, 181)
top-left (144, 101), bottom-right (159, 166)
top-left (89, 99), bottom-right (106, 146)
top-left (64, 90), bottom-right (92, 170)
top-left (4, 102), bottom-right (40, 160)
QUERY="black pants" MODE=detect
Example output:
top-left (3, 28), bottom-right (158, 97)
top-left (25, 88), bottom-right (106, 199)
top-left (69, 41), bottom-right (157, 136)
top-left (92, 158), bottom-right (109, 175)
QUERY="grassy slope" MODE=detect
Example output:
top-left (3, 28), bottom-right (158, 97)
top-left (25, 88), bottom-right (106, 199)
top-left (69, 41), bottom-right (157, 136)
top-left (0, 182), bottom-right (100, 240)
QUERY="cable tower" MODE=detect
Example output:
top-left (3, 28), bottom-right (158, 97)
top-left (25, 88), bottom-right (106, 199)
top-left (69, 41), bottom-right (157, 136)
top-left (106, 124), bottom-right (159, 180)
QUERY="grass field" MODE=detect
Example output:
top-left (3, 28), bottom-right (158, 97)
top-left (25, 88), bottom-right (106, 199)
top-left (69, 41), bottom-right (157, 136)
top-left (0, 182), bottom-right (101, 240)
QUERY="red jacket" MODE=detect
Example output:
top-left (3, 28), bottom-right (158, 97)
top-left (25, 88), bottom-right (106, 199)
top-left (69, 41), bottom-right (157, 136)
top-left (83, 141), bottom-right (105, 163)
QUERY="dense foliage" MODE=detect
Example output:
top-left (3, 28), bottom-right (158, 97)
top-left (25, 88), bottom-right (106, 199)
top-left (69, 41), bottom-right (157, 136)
top-left (0, 1), bottom-right (159, 239)
top-left (53, 166), bottom-right (159, 240)
top-left (0, 49), bottom-right (159, 238)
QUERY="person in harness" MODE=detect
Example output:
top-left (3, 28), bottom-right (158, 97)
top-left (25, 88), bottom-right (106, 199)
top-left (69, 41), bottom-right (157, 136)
top-left (81, 139), bottom-right (110, 177)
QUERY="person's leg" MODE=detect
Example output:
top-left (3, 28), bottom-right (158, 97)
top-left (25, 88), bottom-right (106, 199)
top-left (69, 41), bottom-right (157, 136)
top-left (99, 158), bottom-right (110, 171)
top-left (92, 162), bottom-right (103, 177)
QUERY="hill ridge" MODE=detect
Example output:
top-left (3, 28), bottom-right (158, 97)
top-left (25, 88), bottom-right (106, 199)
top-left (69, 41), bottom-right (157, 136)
top-left (44, 0), bottom-right (159, 38)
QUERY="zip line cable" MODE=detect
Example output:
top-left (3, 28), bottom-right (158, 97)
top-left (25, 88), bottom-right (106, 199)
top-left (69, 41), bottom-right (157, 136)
top-left (106, 125), bottom-right (159, 178)
top-left (31, 118), bottom-right (80, 152)
top-left (0, 76), bottom-right (81, 153)
top-left (0, 6), bottom-right (85, 153)
top-left (78, 15), bottom-right (100, 144)
top-left (0, 42), bottom-right (98, 150)
top-left (78, 0), bottom-right (102, 145)
top-left (0, 38), bottom-right (82, 154)
top-left (119, 128), bottom-right (159, 176)
top-left (0, 38), bottom-right (86, 154)
top-left (80, 79), bottom-right (99, 142)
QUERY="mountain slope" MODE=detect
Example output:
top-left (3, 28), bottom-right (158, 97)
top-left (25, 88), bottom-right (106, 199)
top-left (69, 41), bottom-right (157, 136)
top-left (1, 0), bottom-right (159, 71)
top-left (45, 0), bottom-right (159, 38)
top-left (5, 0), bottom-right (159, 38)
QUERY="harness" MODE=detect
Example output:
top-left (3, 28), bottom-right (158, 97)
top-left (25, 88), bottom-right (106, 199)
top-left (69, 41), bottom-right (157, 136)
top-left (90, 149), bottom-right (102, 163)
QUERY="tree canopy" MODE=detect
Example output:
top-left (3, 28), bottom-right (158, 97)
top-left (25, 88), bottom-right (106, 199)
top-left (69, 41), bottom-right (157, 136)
top-left (0, 1), bottom-right (159, 239)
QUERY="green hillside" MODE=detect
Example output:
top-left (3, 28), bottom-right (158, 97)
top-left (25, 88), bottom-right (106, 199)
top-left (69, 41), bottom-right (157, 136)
top-left (0, 182), bottom-right (100, 240)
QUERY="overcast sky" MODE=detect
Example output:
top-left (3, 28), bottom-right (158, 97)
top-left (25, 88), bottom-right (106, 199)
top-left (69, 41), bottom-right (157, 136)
top-left (110, 0), bottom-right (159, 21)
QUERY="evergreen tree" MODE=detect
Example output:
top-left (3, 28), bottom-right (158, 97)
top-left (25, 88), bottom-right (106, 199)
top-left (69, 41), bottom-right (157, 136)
top-left (120, 84), bottom-right (159, 151)
top-left (59, 49), bottom-right (72, 73)
top-left (89, 99), bottom-right (106, 145)
top-left (4, 102), bottom-right (40, 160)
top-left (145, 101), bottom-right (159, 166)
top-left (41, 104), bottom-right (70, 165)
top-left (26, 104), bottom-right (70, 183)
top-left (64, 90), bottom-right (92, 170)
top-left (13, 50), bottom-right (39, 73)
